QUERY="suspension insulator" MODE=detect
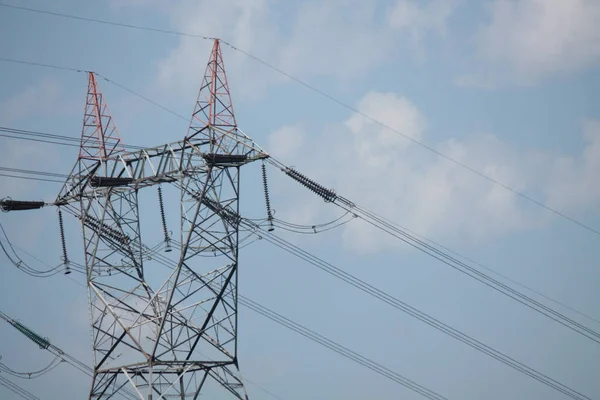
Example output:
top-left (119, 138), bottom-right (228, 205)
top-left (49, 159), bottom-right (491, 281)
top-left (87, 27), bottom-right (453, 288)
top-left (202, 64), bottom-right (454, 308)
top-left (200, 197), bottom-right (241, 227)
top-left (157, 186), bottom-right (172, 253)
top-left (79, 214), bottom-right (131, 245)
top-left (58, 209), bottom-right (71, 275)
top-left (0, 199), bottom-right (45, 212)
top-left (11, 321), bottom-right (50, 350)
top-left (89, 176), bottom-right (134, 188)
top-left (284, 168), bottom-right (337, 202)
top-left (203, 153), bottom-right (247, 166)
top-left (261, 163), bottom-right (275, 231)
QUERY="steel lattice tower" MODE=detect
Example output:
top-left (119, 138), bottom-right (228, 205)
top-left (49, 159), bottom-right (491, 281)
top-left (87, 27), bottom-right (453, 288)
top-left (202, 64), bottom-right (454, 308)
top-left (55, 39), bottom-right (267, 399)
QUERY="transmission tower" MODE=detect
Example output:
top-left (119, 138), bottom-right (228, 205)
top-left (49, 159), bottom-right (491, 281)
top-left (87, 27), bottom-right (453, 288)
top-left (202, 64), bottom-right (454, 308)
top-left (50, 39), bottom-right (267, 399)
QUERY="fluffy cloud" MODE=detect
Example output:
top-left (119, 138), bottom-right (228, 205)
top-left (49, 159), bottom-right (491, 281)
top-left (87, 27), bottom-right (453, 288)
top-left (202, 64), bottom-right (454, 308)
top-left (0, 80), bottom-right (64, 122)
top-left (267, 91), bottom-right (599, 253)
top-left (388, 0), bottom-right (459, 38)
top-left (544, 120), bottom-right (600, 210)
top-left (155, 0), bottom-right (282, 101)
top-left (267, 125), bottom-right (304, 160)
top-left (0, 79), bottom-right (73, 199)
top-left (155, 0), bottom-right (459, 100)
top-left (0, 139), bottom-right (57, 199)
top-left (467, 0), bottom-right (600, 84)
top-left (278, 1), bottom-right (393, 79)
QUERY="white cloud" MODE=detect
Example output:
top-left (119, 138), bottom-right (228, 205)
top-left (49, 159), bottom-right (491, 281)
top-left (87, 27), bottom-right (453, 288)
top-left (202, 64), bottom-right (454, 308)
top-left (278, 1), bottom-right (393, 79)
top-left (157, 0), bottom-right (389, 97)
top-left (544, 120), bottom-right (600, 210)
top-left (155, 0), bottom-right (280, 102)
top-left (471, 0), bottom-right (600, 84)
top-left (0, 138), bottom-right (62, 199)
top-left (0, 80), bottom-right (65, 122)
top-left (388, 0), bottom-right (459, 38)
top-left (155, 0), bottom-right (459, 103)
top-left (345, 92), bottom-right (425, 159)
top-left (267, 126), bottom-right (304, 161)
top-left (267, 91), bottom-right (600, 253)
top-left (0, 79), bottom-right (73, 200)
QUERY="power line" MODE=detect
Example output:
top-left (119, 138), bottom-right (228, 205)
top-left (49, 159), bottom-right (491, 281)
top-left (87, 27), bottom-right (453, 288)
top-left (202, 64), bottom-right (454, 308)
top-left (0, 2), bottom-right (598, 237)
top-left (0, 375), bottom-right (39, 400)
top-left (0, 133), bottom-right (80, 148)
top-left (348, 202), bottom-right (600, 343)
top-left (0, 57), bottom-right (189, 124)
top-left (0, 356), bottom-right (64, 379)
top-left (26, 228), bottom-right (431, 399)
top-left (0, 229), bottom-right (285, 400)
top-left (2, 126), bottom-right (599, 327)
top-left (0, 167), bottom-right (67, 178)
top-left (0, 222), bottom-right (73, 277)
top-left (140, 231), bottom-right (591, 400)
top-left (0, 3), bottom-right (214, 40)
top-left (30, 206), bottom-right (447, 400)
top-left (244, 224), bottom-right (592, 400)
top-left (94, 74), bottom-right (190, 122)
top-left (0, 127), bottom-right (80, 142)
top-left (240, 297), bottom-right (448, 400)
top-left (1, 170), bottom-right (596, 399)
top-left (121, 240), bottom-right (449, 400)
top-left (1, 47), bottom-right (596, 396)
top-left (275, 163), bottom-right (600, 345)
top-left (2, 175), bottom-right (593, 397)
top-left (0, 174), bottom-right (63, 184)
top-left (0, 164), bottom-right (69, 184)
top-left (236, 48), bottom-right (597, 237)
top-left (0, 126), bottom-right (149, 150)
top-left (349, 206), bottom-right (600, 326)
top-left (0, 56), bottom-right (83, 73)
top-left (1, 157), bottom-right (597, 396)
top-left (0, 310), bottom-right (139, 400)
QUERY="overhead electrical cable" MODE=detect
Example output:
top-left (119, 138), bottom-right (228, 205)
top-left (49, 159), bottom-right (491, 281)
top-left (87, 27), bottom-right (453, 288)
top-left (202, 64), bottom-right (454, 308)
top-left (2, 128), bottom-right (598, 324)
top-left (0, 167), bottom-right (68, 179)
top-left (352, 202), bottom-right (600, 341)
top-left (0, 134), bottom-right (79, 148)
top-left (0, 55), bottom-right (82, 73)
top-left (0, 174), bottom-right (64, 184)
top-left (271, 211), bottom-right (356, 234)
top-left (2, 5), bottom-right (592, 397)
top-left (2, 129), bottom-right (597, 326)
top-left (345, 205), bottom-right (600, 326)
top-left (25, 202), bottom-right (447, 400)
top-left (94, 73), bottom-right (191, 122)
top-left (0, 234), bottom-right (285, 400)
top-left (3, 62), bottom-right (597, 346)
top-left (0, 356), bottom-right (64, 379)
top-left (0, 3), bottom-right (214, 40)
top-left (139, 234), bottom-right (590, 400)
top-left (0, 222), bottom-right (79, 277)
top-left (240, 297), bottom-right (448, 400)
top-left (107, 241), bottom-right (449, 400)
top-left (0, 49), bottom-right (596, 394)
top-left (0, 2), bottom-right (597, 237)
top-left (0, 374), bottom-right (39, 400)
top-left (270, 162), bottom-right (600, 345)
top-left (241, 222), bottom-right (591, 400)
top-left (0, 310), bottom-right (139, 400)
top-left (1, 172), bottom-right (594, 399)
top-left (0, 126), bottom-right (149, 150)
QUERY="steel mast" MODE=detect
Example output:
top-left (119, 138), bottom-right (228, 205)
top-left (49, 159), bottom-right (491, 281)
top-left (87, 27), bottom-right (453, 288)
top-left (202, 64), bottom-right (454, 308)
top-left (53, 39), bottom-right (266, 399)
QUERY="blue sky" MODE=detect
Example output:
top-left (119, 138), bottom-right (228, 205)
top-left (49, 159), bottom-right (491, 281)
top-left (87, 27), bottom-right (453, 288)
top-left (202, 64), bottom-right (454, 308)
top-left (0, 0), bottom-right (599, 399)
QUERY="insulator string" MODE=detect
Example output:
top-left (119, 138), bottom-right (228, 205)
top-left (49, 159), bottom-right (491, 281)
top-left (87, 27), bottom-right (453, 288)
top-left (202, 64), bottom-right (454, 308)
top-left (157, 186), bottom-right (172, 252)
top-left (261, 163), bottom-right (275, 231)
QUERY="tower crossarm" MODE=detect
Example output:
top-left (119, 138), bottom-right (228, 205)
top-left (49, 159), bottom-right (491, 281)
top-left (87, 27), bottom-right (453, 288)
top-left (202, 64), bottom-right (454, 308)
top-left (55, 135), bottom-right (268, 205)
